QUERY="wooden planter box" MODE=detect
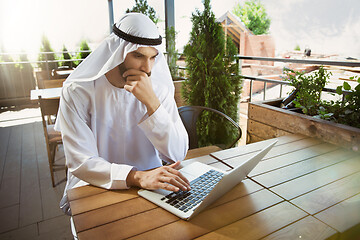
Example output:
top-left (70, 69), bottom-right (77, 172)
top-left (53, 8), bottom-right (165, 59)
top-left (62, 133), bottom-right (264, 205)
top-left (173, 80), bottom-right (186, 107)
top-left (247, 99), bottom-right (360, 151)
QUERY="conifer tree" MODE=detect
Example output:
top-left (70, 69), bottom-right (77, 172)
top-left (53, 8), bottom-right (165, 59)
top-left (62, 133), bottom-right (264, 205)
top-left (75, 40), bottom-right (91, 67)
top-left (183, 0), bottom-right (242, 148)
top-left (61, 45), bottom-right (73, 68)
top-left (19, 53), bottom-right (36, 92)
top-left (38, 35), bottom-right (58, 71)
top-left (165, 26), bottom-right (178, 80)
top-left (126, 0), bottom-right (158, 24)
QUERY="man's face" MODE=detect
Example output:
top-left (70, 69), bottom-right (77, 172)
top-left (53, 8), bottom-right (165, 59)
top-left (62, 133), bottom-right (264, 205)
top-left (121, 47), bottom-right (159, 76)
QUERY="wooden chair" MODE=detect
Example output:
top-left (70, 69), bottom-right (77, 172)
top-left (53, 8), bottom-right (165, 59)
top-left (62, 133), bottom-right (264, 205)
top-left (37, 78), bottom-right (66, 89)
top-left (38, 96), bottom-right (65, 187)
top-left (178, 106), bottom-right (242, 150)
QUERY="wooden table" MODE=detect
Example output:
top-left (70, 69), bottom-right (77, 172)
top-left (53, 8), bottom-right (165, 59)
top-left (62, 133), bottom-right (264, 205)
top-left (67, 134), bottom-right (360, 240)
top-left (30, 87), bottom-right (62, 100)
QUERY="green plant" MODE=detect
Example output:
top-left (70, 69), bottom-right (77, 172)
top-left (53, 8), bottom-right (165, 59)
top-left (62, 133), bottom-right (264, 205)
top-left (183, 0), bottom-right (242, 148)
top-left (321, 76), bottom-right (360, 128)
top-left (75, 40), bottom-right (91, 67)
top-left (60, 45), bottom-right (73, 68)
top-left (233, 0), bottom-right (271, 35)
top-left (38, 35), bottom-right (58, 71)
top-left (294, 44), bottom-right (301, 51)
top-left (165, 26), bottom-right (179, 80)
top-left (284, 66), bottom-right (331, 115)
top-left (284, 66), bottom-right (360, 129)
top-left (126, 0), bottom-right (158, 24)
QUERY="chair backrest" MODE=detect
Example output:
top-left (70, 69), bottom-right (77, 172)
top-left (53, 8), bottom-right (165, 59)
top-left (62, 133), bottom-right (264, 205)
top-left (178, 106), bottom-right (242, 150)
top-left (38, 96), bottom-right (60, 126)
top-left (38, 78), bottom-right (66, 89)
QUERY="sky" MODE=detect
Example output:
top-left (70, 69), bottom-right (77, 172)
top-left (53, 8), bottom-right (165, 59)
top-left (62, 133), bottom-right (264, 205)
top-left (1, 0), bottom-right (359, 58)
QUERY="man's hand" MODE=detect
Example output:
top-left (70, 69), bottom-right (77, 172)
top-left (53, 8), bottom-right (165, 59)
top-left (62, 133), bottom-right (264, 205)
top-left (123, 69), bottom-right (160, 116)
top-left (127, 161), bottom-right (191, 192)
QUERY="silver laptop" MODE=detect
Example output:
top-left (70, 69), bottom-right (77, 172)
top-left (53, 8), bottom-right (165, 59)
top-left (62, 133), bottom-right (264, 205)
top-left (138, 140), bottom-right (277, 220)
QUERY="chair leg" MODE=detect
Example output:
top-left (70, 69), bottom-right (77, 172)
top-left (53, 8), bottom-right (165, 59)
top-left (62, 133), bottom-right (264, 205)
top-left (49, 144), bottom-right (56, 187)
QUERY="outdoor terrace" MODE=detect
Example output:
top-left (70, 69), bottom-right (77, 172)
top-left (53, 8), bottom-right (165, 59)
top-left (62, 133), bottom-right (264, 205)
top-left (0, 54), bottom-right (359, 239)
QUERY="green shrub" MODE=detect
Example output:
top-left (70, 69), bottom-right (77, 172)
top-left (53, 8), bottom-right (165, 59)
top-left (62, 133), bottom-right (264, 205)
top-left (183, 0), bottom-right (242, 147)
top-left (284, 66), bottom-right (360, 129)
top-left (60, 45), bottom-right (73, 68)
top-left (38, 35), bottom-right (58, 71)
top-left (165, 26), bottom-right (179, 80)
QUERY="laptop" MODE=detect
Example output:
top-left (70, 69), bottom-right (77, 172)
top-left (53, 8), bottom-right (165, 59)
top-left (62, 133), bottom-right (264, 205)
top-left (138, 140), bottom-right (277, 220)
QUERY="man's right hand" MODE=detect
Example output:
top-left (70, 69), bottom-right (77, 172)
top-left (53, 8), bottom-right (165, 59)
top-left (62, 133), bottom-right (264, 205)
top-left (127, 161), bottom-right (191, 192)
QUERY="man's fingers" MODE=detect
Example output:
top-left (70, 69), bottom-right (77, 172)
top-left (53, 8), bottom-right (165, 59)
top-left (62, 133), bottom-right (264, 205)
top-left (123, 69), bottom-right (147, 78)
top-left (159, 182), bottom-right (179, 192)
top-left (161, 175), bottom-right (189, 191)
top-left (166, 164), bottom-right (190, 185)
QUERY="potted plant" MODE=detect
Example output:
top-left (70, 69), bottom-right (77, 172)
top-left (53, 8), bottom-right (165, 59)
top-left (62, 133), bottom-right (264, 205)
top-left (247, 66), bottom-right (360, 151)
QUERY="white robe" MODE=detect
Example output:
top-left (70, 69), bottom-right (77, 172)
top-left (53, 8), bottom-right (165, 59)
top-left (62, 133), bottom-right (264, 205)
top-left (56, 75), bottom-right (188, 213)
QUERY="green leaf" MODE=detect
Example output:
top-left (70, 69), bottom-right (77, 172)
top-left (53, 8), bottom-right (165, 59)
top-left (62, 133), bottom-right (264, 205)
top-left (336, 86), bottom-right (343, 95)
top-left (343, 81), bottom-right (351, 91)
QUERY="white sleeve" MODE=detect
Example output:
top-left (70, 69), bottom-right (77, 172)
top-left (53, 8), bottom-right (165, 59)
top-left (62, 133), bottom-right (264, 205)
top-left (138, 91), bottom-right (189, 162)
top-left (56, 84), bottom-right (133, 190)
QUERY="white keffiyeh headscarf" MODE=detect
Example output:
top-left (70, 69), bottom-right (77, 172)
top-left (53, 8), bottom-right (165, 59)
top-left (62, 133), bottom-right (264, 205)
top-left (64, 12), bottom-right (173, 93)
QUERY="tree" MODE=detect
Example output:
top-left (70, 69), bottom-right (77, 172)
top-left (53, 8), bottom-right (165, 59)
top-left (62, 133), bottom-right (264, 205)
top-left (75, 40), bottom-right (91, 67)
top-left (126, 0), bottom-right (158, 24)
top-left (183, 0), bottom-right (242, 148)
top-left (165, 26), bottom-right (179, 80)
top-left (38, 35), bottom-right (58, 71)
top-left (233, 0), bottom-right (271, 35)
top-left (61, 45), bottom-right (73, 68)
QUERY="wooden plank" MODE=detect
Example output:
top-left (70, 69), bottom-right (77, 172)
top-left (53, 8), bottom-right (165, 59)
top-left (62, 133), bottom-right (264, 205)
top-left (315, 193), bottom-right (360, 238)
top-left (0, 205), bottom-right (20, 233)
top-left (70, 188), bottom-right (139, 215)
top-left (0, 223), bottom-right (38, 240)
top-left (291, 171), bottom-right (360, 215)
top-left (19, 122), bottom-right (42, 227)
top-left (185, 146), bottom-right (222, 160)
top-left (252, 148), bottom-right (356, 188)
top-left (39, 177), bottom-right (66, 220)
top-left (211, 137), bottom-right (323, 173)
top-left (0, 125), bottom-right (22, 208)
top-left (271, 155), bottom-right (360, 200)
top-left (67, 185), bottom-right (107, 202)
top-left (250, 142), bottom-right (338, 177)
top-left (78, 207), bottom-right (179, 240)
top-left (248, 101), bottom-right (360, 151)
top-left (127, 190), bottom-right (282, 240)
top-left (247, 119), bottom-right (291, 141)
top-left (210, 134), bottom-right (308, 160)
top-left (0, 126), bottom-right (10, 183)
top-left (34, 121), bottom-right (52, 181)
top-left (42, 79), bottom-right (66, 89)
top-left (75, 197), bottom-right (157, 232)
top-left (248, 134), bottom-right (265, 143)
top-left (196, 202), bottom-right (307, 240)
top-left (262, 216), bottom-right (338, 240)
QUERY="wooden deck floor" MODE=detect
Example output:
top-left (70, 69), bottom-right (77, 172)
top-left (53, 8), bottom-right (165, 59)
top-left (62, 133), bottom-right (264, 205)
top-left (0, 104), bottom-right (250, 240)
top-left (0, 108), bottom-right (73, 240)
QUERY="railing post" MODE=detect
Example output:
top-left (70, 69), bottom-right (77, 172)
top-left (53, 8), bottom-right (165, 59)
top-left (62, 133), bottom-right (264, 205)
top-left (263, 82), bottom-right (267, 100)
top-left (45, 53), bottom-right (51, 79)
top-left (249, 80), bottom-right (253, 102)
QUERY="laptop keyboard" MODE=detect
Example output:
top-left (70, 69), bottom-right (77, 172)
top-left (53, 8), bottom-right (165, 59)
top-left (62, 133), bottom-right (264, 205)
top-left (161, 169), bottom-right (224, 212)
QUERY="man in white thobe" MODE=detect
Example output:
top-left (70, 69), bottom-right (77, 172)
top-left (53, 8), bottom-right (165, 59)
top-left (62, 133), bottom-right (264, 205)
top-left (55, 13), bottom-right (190, 218)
